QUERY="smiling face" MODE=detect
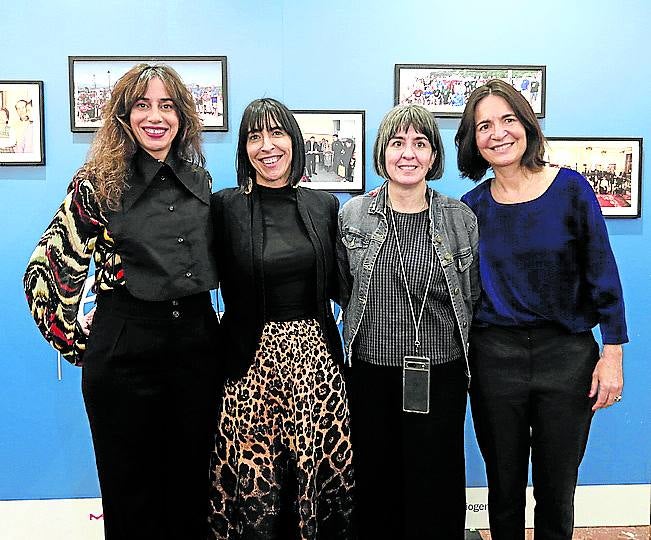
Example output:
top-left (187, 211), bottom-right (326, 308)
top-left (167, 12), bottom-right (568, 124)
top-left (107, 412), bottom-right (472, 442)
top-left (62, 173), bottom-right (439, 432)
top-left (384, 125), bottom-right (435, 187)
top-left (474, 94), bottom-right (527, 171)
top-left (246, 120), bottom-right (293, 188)
top-left (129, 77), bottom-right (179, 160)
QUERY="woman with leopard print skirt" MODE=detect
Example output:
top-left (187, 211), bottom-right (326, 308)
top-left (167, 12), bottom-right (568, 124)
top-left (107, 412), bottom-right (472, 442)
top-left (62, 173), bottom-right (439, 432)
top-left (208, 98), bottom-right (354, 539)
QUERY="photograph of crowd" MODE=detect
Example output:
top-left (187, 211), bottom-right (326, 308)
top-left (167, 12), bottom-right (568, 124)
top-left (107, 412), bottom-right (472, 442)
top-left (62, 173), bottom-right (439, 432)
top-left (293, 110), bottom-right (365, 192)
top-left (0, 80), bottom-right (45, 165)
top-left (395, 64), bottom-right (545, 117)
top-left (68, 56), bottom-right (228, 132)
top-left (546, 137), bottom-right (643, 218)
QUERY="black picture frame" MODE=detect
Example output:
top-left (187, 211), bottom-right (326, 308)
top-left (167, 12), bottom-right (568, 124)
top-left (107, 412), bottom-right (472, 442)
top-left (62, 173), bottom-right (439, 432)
top-left (0, 80), bottom-right (45, 166)
top-left (546, 137), bottom-right (643, 218)
top-left (293, 109), bottom-right (366, 193)
top-left (68, 55), bottom-right (228, 132)
top-left (394, 64), bottom-right (546, 118)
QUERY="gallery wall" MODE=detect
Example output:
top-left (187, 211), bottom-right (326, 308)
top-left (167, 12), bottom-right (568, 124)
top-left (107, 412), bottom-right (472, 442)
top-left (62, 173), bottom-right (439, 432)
top-left (1, 0), bottom-right (649, 503)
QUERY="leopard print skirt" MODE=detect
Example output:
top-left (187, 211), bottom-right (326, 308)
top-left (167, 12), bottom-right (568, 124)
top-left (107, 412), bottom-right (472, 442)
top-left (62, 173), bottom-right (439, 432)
top-left (208, 319), bottom-right (355, 539)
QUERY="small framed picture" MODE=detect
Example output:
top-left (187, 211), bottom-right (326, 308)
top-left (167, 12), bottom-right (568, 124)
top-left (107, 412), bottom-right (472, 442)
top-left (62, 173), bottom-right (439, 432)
top-left (68, 56), bottom-right (228, 132)
top-left (395, 64), bottom-right (546, 118)
top-left (546, 137), bottom-right (643, 218)
top-left (293, 109), bottom-right (365, 193)
top-left (0, 81), bottom-right (45, 166)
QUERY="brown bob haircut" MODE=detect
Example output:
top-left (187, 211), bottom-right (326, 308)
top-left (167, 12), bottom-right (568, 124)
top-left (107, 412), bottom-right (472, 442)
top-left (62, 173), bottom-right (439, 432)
top-left (236, 98), bottom-right (305, 192)
top-left (374, 104), bottom-right (444, 181)
top-left (455, 79), bottom-right (546, 181)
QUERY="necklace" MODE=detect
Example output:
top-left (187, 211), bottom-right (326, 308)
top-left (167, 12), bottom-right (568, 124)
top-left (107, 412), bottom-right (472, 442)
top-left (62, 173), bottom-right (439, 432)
top-left (387, 189), bottom-right (435, 350)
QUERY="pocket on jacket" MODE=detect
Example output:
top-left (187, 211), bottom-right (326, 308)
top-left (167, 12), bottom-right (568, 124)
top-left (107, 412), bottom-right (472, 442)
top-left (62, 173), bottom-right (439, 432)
top-left (341, 227), bottom-right (370, 250)
top-left (453, 247), bottom-right (473, 272)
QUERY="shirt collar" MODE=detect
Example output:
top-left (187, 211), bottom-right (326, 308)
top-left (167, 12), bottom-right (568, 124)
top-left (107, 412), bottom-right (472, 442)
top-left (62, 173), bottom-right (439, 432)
top-left (368, 181), bottom-right (389, 215)
top-left (121, 150), bottom-right (209, 212)
top-left (135, 149), bottom-right (170, 182)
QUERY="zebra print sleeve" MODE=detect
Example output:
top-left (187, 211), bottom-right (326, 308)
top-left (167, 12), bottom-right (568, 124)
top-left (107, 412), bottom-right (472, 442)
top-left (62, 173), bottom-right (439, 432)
top-left (23, 173), bottom-right (105, 366)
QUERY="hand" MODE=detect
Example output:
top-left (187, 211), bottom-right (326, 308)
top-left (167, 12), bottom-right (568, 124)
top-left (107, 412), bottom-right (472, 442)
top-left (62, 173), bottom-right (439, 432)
top-left (589, 344), bottom-right (623, 411)
top-left (80, 306), bottom-right (96, 337)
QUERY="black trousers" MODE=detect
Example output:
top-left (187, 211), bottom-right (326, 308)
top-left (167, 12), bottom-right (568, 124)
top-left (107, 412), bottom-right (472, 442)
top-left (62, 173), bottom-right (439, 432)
top-left (469, 325), bottom-right (599, 540)
top-left (306, 154), bottom-right (317, 176)
top-left (347, 359), bottom-right (468, 540)
top-left (81, 288), bottom-right (221, 540)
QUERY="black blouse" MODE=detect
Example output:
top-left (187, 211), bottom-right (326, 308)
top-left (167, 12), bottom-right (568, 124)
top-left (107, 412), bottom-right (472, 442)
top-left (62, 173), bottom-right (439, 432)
top-left (108, 151), bottom-right (218, 301)
top-left (258, 184), bottom-right (317, 321)
top-left (23, 150), bottom-right (218, 365)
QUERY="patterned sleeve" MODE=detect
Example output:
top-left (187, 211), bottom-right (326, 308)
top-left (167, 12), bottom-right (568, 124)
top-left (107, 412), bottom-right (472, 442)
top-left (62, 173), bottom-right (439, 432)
top-left (23, 173), bottom-right (105, 365)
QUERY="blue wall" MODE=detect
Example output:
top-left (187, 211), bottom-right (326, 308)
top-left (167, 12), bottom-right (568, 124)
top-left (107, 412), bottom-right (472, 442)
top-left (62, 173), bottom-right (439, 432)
top-left (1, 0), bottom-right (649, 499)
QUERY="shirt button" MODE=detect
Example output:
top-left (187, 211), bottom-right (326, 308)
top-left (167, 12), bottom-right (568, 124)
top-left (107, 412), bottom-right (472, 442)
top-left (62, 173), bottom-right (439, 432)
top-left (168, 205), bottom-right (175, 212)
top-left (185, 271), bottom-right (193, 278)
top-left (454, 287), bottom-right (460, 295)
top-left (160, 175), bottom-right (166, 181)
top-left (171, 300), bottom-right (179, 306)
top-left (172, 310), bottom-right (180, 318)
top-left (177, 236), bottom-right (184, 243)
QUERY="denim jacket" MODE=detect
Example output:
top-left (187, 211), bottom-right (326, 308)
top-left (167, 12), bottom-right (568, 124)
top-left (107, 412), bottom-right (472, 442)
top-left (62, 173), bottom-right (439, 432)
top-left (337, 182), bottom-right (480, 374)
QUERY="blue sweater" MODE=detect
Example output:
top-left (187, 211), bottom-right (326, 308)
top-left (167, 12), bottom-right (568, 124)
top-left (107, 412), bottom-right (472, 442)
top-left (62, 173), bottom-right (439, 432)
top-left (461, 167), bottom-right (628, 344)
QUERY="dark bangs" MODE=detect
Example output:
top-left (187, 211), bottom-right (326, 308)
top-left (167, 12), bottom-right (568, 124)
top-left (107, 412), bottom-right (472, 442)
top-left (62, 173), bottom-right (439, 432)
top-left (236, 98), bottom-right (306, 190)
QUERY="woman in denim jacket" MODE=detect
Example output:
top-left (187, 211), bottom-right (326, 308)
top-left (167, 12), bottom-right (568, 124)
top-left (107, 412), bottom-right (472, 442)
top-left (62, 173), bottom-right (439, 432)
top-left (337, 104), bottom-right (479, 539)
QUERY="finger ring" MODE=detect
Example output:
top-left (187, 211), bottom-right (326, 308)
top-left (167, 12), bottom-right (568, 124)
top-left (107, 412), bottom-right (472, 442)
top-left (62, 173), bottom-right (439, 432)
top-left (614, 395), bottom-right (622, 402)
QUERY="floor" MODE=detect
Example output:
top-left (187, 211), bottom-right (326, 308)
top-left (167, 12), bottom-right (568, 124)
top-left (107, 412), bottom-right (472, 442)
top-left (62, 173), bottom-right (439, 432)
top-left (466, 526), bottom-right (650, 539)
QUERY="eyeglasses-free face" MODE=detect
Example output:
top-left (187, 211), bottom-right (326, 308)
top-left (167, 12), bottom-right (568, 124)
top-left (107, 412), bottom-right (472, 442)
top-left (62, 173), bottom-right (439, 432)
top-left (129, 77), bottom-right (179, 161)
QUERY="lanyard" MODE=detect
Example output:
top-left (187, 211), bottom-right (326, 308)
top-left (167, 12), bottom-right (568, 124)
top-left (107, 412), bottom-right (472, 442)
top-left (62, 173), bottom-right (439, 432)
top-left (388, 189), bottom-right (435, 351)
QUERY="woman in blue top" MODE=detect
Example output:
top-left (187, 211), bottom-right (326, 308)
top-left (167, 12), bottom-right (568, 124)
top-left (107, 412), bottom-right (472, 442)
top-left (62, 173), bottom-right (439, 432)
top-left (455, 79), bottom-right (628, 540)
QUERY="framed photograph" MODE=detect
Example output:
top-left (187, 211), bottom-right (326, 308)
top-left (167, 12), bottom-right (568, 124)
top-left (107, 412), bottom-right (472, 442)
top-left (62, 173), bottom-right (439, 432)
top-left (293, 110), bottom-right (365, 193)
top-left (546, 137), bottom-right (643, 218)
top-left (68, 56), bottom-right (228, 132)
top-left (395, 64), bottom-right (546, 118)
top-left (0, 81), bottom-right (45, 166)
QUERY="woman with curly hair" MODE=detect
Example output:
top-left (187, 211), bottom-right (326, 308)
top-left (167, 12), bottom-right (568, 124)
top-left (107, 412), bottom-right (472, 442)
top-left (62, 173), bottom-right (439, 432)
top-left (23, 64), bottom-right (221, 540)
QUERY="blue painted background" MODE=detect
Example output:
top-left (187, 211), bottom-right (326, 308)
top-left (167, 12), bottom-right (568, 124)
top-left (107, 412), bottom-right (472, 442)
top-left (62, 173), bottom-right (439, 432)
top-left (1, 0), bottom-right (649, 500)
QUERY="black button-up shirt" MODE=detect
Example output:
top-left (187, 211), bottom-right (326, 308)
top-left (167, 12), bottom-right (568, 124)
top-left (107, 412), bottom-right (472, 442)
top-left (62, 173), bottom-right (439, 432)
top-left (107, 150), bottom-right (218, 301)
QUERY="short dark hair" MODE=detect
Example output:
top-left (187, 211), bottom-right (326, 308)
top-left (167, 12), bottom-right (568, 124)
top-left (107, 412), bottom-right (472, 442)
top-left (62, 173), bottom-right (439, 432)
top-left (236, 98), bottom-right (305, 191)
top-left (373, 104), bottom-right (444, 181)
top-left (455, 79), bottom-right (545, 181)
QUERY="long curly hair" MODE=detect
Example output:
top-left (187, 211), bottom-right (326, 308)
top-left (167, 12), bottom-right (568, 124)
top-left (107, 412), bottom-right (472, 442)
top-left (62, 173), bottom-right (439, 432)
top-left (80, 63), bottom-right (205, 210)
